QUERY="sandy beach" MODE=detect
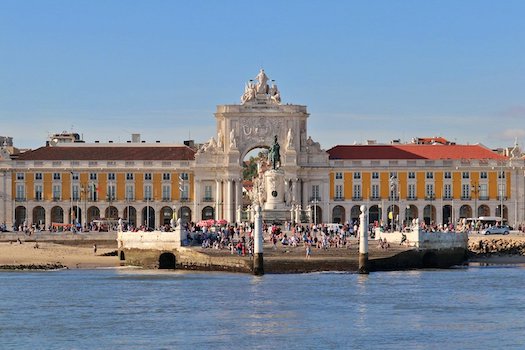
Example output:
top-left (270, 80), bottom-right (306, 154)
top-left (0, 242), bottom-right (119, 269)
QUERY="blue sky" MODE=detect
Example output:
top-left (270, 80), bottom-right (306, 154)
top-left (1, 0), bottom-right (524, 150)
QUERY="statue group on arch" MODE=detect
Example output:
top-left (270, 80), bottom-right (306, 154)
top-left (241, 69), bottom-right (281, 105)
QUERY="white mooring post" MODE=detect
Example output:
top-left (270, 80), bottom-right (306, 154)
top-left (253, 205), bottom-right (264, 275)
top-left (358, 204), bottom-right (369, 274)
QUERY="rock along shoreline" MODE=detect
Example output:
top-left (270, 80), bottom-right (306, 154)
top-left (0, 263), bottom-right (67, 271)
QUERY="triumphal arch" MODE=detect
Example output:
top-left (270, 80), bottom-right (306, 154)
top-left (193, 69), bottom-right (329, 223)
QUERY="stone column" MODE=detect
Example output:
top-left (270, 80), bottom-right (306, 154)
top-left (292, 178), bottom-right (298, 204)
top-left (300, 180), bottom-right (304, 207)
top-left (436, 200), bottom-right (443, 226)
top-left (253, 205), bottom-right (264, 275)
top-left (358, 204), bottom-right (369, 274)
top-left (45, 206), bottom-right (52, 231)
top-left (215, 180), bottom-right (222, 220)
top-left (140, 206), bottom-right (145, 228)
top-left (226, 179), bottom-right (233, 223)
top-left (193, 180), bottom-right (200, 221)
top-left (61, 205), bottom-right (66, 226)
top-left (157, 209), bottom-right (162, 229)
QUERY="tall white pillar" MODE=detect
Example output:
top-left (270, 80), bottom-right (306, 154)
top-left (292, 179), bottom-right (298, 204)
top-left (45, 207), bottom-right (52, 230)
top-left (359, 204), bottom-right (369, 274)
top-left (253, 204), bottom-right (264, 275)
top-left (226, 179), bottom-right (233, 223)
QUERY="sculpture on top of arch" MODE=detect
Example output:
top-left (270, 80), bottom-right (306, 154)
top-left (241, 69), bottom-right (281, 105)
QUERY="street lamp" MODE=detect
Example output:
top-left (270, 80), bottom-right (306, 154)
top-left (494, 161), bottom-right (505, 224)
top-left (389, 175), bottom-right (398, 232)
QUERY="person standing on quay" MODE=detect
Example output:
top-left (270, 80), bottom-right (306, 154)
top-left (93, 243), bottom-right (97, 255)
top-left (305, 239), bottom-right (311, 259)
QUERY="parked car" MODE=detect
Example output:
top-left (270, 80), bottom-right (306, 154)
top-left (481, 225), bottom-right (510, 235)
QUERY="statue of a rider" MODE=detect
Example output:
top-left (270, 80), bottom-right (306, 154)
top-left (268, 135), bottom-right (281, 170)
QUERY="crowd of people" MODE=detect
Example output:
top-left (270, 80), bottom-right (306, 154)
top-left (192, 221), bottom-right (369, 258)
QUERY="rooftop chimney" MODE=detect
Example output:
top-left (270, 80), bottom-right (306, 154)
top-left (131, 133), bottom-right (141, 143)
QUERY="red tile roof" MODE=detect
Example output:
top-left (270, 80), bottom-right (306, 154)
top-left (328, 144), bottom-right (507, 160)
top-left (16, 146), bottom-right (196, 161)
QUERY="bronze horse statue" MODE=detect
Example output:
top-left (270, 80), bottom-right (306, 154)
top-left (268, 135), bottom-right (281, 170)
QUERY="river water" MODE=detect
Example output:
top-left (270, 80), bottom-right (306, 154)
top-left (1, 265), bottom-right (525, 349)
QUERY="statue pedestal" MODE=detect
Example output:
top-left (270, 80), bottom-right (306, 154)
top-left (264, 169), bottom-right (285, 210)
top-left (284, 149), bottom-right (297, 166)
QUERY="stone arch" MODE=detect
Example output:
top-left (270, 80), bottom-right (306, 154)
top-left (423, 205), bottom-right (436, 225)
top-left (496, 205), bottom-right (508, 221)
top-left (124, 206), bottom-right (137, 226)
top-left (51, 206), bottom-right (64, 223)
top-left (350, 205), bottom-right (361, 223)
top-left (32, 206), bottom-right (46, 227)
top-left (442, 205), bottom-right (452, 224)
top-left (14, 206), bottom-right (27, 228)
top-left (105, 206), bottom-right (118, 219)
top-left (387, 204), bottom-right (400, 229)
top-left (478, 204), bottom-right (490, 217)
top-left (87, 206), bottom-right (100, 223)
top-left (160, 206), bottom-right (173, 225)
top-left (369, 205), bottom-right (381, 224)
top-left (71, 206), bottom-right (82, 225)
top-left (459, 205), bottom-right (472, 219)
top-left (405, 205), bottom-right (418, 223)
top-left (159, 252), bottom-right (176, 269)
top-left (201, 206), bottom-right (214, 220)
top-left (142, 206), bottom-right (155, 229)
top-left (178, 206), bottom-right (192, 224)
top-left (331, 205), bottom-right (345, 224)
top-left (240, 145), bottom-right (270, 167)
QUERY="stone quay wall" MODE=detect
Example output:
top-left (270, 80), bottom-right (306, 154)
top-left (118, 230), bottom-right (252, 272)
top-left (377, 228), bottom-right (468, 249)
top-left (122, 247), bottom-right (252, 272)
top-left (370, 247), bottom-right (468, 271)
top-left (118, 229), bottom-right (469, 273)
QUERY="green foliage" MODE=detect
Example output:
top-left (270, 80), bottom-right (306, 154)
top-left (242, 150), bottom-right (268, 180)
top-left (243, 156), bottom-right (258, 180)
